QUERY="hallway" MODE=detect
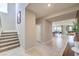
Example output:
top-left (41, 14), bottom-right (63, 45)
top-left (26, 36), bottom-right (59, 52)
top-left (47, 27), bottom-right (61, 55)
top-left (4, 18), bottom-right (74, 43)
top-left (26, 34), bottom-right (75, 56)
top-left (0, 3), bottom-right (79, 56)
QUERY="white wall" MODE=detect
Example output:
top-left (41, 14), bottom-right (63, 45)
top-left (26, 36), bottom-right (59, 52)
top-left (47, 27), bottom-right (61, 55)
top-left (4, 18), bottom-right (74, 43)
top-left (36, 20), bottom-right (42, 42)
top-left (16, 3), bottom-right (37, 50)
top-left (0, 3), bottom-right (8, 13)
top-left (7, 3), bottom-right (16, 32)
top-left (36, 24), bottom-right (41, 42)
top-left (0, 3), bottom-right (16, 32)
top-left (0, 12), bottom-right (7, 32)
top-left (25, 10), bottom-right (36, 50)
top-left (0, 16), bottom-right (1, 27)
top-left (45, 21), bottom-right (52, 42)
top-left (42, 20), bottom-right (52, 42)
top-left (37, 20), bottom-right (52, 43)
top-left (15, 3), bottom-right (28, 49)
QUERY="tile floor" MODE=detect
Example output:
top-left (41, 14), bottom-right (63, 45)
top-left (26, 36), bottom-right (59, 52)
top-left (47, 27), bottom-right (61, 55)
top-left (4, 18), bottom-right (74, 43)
top-left (0, 46), bottom-right (28, 56)
top-left (26, 34), bottom-right (74, 56)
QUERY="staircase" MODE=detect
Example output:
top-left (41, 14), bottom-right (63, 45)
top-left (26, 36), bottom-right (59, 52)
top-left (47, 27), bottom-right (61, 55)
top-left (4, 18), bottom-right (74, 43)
top-left (0, 32), bottom-right (20, 52)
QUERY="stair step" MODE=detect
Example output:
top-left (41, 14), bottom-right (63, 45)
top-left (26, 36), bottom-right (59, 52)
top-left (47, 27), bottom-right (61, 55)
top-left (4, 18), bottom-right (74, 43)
top-left (0, 38), bottom-right (18, 41)
top-left (0, 35), bottom-right (18, 39)
top-left (1, 33), bottom-right (17, 35)
top-left (0, 39), bottom-right (19, 43)
top-left (0, 32), bottom-right (20, 52)
top-left (2, 32), bottom-right (17, 34)
top-left (0, 40), bottom-right (19, 47)
top-left (0, 37), bottom-right (18, 40)
top-left (1, 33), bottom-right (18, 37)
top-left (0, 42), bottom-right (19, 48)
top-left (0, 44), bottom-right (20, 52)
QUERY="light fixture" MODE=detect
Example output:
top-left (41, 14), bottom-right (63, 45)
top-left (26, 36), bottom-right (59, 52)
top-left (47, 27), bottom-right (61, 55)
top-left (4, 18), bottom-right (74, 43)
top-left (48, 3), bottom-right (51, 7)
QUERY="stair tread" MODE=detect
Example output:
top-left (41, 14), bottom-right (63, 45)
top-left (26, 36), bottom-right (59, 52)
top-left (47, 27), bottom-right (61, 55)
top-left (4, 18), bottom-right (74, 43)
top-left (0, 42), bottom-right (19, 48)
top-left (0, 44), bottom-right (20, 50)
top-left (0, 40), bottom-right (19, 46)
top-left (2, 32), bottom-right (17, 34)
top-left (0, 44), bottom-right (20, 52)
top-left (0, 37), bottom-right (18, 40)
top-left (0, 38), bottom-right (18, 41)
top-left (0, 39), bottom-right (19, 43)
top-left (1, 34), bottom-right (18, 37)
top-left (0, 35), bottom-right (18, 38)
top-left (0, 38), bottom-right (19, 42)
top-left (0, 36), bottom-right (18, 39)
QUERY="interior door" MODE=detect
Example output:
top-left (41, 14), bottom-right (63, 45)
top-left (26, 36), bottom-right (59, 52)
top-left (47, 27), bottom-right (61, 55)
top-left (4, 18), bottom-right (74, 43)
top-left (36, 24), bottom-right (41, 42)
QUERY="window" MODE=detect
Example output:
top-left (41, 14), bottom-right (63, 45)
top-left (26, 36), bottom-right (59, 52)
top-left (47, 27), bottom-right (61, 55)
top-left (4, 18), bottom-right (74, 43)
top-left (69, 26), bottom-right (73, 31)
top-left (67, 25), bottom-right (73, 32)
top-left (53, 26), bottom-right (62, 32)
top-left (56, 26), bottom-right (62, 32)
top-left (0, 3), bottom-right (8, 13)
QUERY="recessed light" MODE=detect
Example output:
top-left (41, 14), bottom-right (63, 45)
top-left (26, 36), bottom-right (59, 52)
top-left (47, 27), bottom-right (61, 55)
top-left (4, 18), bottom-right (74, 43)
top-left (48, 3), bottom-right (51, 7)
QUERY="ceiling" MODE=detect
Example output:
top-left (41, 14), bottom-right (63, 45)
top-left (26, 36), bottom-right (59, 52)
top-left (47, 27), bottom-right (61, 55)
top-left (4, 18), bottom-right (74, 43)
top-left (26, 3), bottom-right (78, 19)
top-left (48, 11), bottom-right (77, 22)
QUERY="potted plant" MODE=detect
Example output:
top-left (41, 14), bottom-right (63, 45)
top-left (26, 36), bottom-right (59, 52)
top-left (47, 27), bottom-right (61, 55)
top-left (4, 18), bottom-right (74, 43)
top-left (73, 22), bottom-right (79, 41)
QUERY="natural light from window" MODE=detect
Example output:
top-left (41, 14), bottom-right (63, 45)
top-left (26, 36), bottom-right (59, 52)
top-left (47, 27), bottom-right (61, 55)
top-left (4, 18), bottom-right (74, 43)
top-left (0, 3), bottom-right (8, 13)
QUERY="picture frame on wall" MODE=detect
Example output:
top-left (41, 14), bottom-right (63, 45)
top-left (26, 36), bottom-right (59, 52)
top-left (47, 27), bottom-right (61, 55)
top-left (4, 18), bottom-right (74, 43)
top-left (17, 11), bottom-right (21, 24)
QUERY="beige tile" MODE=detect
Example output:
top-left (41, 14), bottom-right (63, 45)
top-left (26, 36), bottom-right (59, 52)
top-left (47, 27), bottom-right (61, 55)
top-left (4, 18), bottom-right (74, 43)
top-left (26, 34), bottom-right (69, 56)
